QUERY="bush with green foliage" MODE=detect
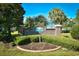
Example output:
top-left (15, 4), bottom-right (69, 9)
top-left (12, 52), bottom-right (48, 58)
top-left (70, 24), bottom-right (79, 39)
top-left (62, 27), bottom-right (70, 33)
top-left (15, 35), bottom-right (79, 51)
top-left (42, 35), bottom-right (79, 51)
top-left (15, 35), bottom-right (40, 45)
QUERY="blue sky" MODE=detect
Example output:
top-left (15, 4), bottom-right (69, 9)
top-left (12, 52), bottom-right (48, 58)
top-left (22, 3), bottom-right (79, 19)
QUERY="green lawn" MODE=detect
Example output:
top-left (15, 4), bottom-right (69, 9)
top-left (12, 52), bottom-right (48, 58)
top-left (0, 41), bottom-right (79, 56)
top-left (0, 33), bottom-right (79, 56)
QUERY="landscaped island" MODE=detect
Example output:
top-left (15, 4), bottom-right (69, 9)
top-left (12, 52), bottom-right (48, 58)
top-left (0, 3), bottom-right (79, 56)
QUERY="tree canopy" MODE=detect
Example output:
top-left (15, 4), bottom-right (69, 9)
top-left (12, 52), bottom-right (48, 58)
top-left (48, 8), bottom-right (68, 25)
top-left (34, 15), bottom-right (47, 27)
top-left (75, 9), bottom-right (79, 24)
top-left (24, 17), bottom-right (36, 30)
top-left (0, 3), bottom-right (25, 42)
top-left (24, 15), bottom-right (47, 29)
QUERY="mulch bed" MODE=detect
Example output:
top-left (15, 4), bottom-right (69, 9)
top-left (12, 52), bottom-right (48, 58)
top-left (19, 42), bottom-right (58, 50)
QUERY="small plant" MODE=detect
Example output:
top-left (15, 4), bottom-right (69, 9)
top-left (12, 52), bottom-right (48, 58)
top-left (70, 24), bottom-right (79, 39)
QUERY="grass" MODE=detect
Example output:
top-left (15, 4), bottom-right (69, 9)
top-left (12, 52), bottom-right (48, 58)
top-left (0, 41), bottom-right (79, 56)
top-left (0, 33), bottom-right (79, 56)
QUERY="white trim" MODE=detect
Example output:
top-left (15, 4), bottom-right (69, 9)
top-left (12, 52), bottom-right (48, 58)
top-left (17, 46), bottom-right (61, 52)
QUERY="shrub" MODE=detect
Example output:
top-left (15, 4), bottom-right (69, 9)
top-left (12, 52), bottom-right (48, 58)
top-left (26, 35), bottom-right (39, 42)
top-left (70, 24), bottom-right (79, 39)
top-left (15, 36), bottom-right (27, 45)
top-left (15, 35), bottom-right (79, 51)
top-left (18, 38), bottom-right (31, 45)
top-left (62, 28), bottom-right (70, 33)
top-left (15, 35), bottom-right (40, 45)
top-left (42, 35), bottom-right (79, 51)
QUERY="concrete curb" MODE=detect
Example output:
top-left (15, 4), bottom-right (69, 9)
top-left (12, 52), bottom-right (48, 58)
top-left (16, 46), bottom-right (61, 52)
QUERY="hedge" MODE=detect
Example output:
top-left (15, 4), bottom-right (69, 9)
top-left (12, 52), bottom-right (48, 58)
top-left (15, 35), bottom-right (39, 45)
top-left (42, 35), bottom-right (79, 51)
top-left (70, 24), bottom-right (79, 39)
top-left (15, 35), bottom-right (79, 51)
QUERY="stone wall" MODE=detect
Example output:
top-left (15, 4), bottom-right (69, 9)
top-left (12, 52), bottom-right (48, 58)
top-left (19, 25), bottom-right (62, 36)
top-left (42, 29), bottom-right (56, 35)
top-left (41, 25), bottom-right (62, 35)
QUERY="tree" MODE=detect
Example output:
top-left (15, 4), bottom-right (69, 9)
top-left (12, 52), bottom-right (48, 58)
top-left (48, 8), bottom-right (68, 25)
top-left (24, 17), bottom-right (36, 30)
top-left (75, 9), bottom-right (79, 24)
top-left (34, 15), bottom-right (47, 42)
top-left (62, 18), bottom-right (76, 33)
top-left (70, 9), bottom-right (79, 39)
top-left (24, 15), bottom-right (47, 29)
top-left (0, 4), bottom-right (25, 43)
top-left (34, 15), bottom-right (47, 27)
